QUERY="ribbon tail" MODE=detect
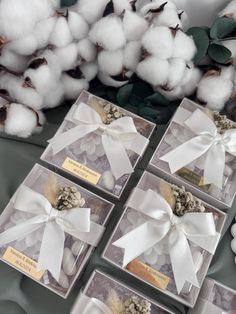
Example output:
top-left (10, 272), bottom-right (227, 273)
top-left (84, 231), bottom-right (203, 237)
top-left (49, 124), bottom-right (98, 155)
top-left (102, 134), bottom-right (133, 180)
top-left (169, 229), bottom-right (199, 294)
top-left (123, 133), bottom-right (149, 156)
top-left (113, 222), bottom-right (166, 267)
top-left (204, 143), bottom-right (225, 188)
top-left (0, 216), bottom-right (46, 245)
top-left (37, 221), bottom-right (65, 281)
top-left (160, 136), bottom-right (211, 174)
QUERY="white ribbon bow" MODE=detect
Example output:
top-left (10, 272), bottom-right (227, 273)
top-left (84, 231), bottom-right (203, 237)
top-left (0, 185), bottom-right (104, 281)
top-left (113, 188), bottom-right (220, 294)
top-left (203, 301), bottom-right (228, 314)
top-left (49, 102), bottom-right (149, 180)
top-left (160, 108), bottom-right (236, 188)
top-left (72, 294), bottom-right (112, 314)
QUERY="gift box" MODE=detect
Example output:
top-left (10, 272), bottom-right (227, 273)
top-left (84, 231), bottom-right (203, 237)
top-left (71, 270), bottom-right (174, 314)
top-left (102, 171), bottom-right (226, 307)
top-left (148, 98), bottom-right (236, 210)
top-left (188, 278), bottom-right (236, 313)
top-left (0, 164), bottom-right (114, 298)
top-left (41, 90), bottom-right (155, 199)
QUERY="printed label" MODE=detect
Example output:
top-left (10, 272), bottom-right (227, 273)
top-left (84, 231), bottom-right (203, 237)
top-left (62, 157), bottom-right (101, 185)
top-left (3, 246), bottom-right (45, 281)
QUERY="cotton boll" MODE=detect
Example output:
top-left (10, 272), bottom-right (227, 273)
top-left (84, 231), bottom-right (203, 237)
top-left (28, 0), bottom-right (55, 21)
top-left (157, 86), bottom-right (184, 100)
top-left (0, 49), bottom-right (29, 73)
top-left (98, 71), bottom-right (129, 87)
top-left (7, 34), bottom-right (38, 56)
top-left (98, 49), bottom-right (123, 75)
top-left (140, 1), bottom-right (177, 17)
top-left (40, 50), bottom-right (62, 80)
top-left (124, 41), bottom-right (142, 71)
top-left (76, 0), bottom-right (110, 24)
top-left (43, 82), bottom-right (65, 108)
top-left (181, 66), bottom-right (201, 96)
top-left (172, 30), bottom-right (196, 61)
top-left (137, 56), bottom-right (169, 86)
top-left (153, 8), bottom-right (182, 28)
top-left (77, 38), bottom-right (97, 63)
top-left (197, 76), bottom-right (233, 110)
top-left (167, 58), bottom-right (186, 89)
top-left (221, 66), bottom-right (234, 81)
top-left (4, 103), bottom-right (37, 138)
top-left (113, 0), bottom-right (132, 14)
top-left (0, 0), bottom-right (38, 39)
top-left (89, 15), bottom-right (126, 50)
top-left (219, 0), bottom-right (236, 20)
top-left (34, 17), bottom-right (57, 49)
top-left (223, 40), bottom-right (236, 62)
top-left (62, 74), bottom-right (89, 99)
top-left (141, 26), bottom-right (174, 59)
top-left (49, 17), bottom-right (73, 48)
top-left (80, 62), bottom-right (98, 81)
top-left (178, 10), bottom-right (189, 30)
top-left (123, 10), bottom-right (148, 41)
top-left (68, 11), bottom-right (89, 40)
top-left (54, 43), bottom-right (78, 71)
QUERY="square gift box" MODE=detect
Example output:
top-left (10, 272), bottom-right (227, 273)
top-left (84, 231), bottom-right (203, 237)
top-left (188, 278), bottom-right (236, 314)
top-left (102, 171), bottom-right (226, 307)
top-left (0, 164), bottom-right (114, 298)
top-left (148, 98), bottom-right (236, 210)
top-left (71, 270), bottom-right (175, 314)
top-left (41, 90), bottom-right (155, 199)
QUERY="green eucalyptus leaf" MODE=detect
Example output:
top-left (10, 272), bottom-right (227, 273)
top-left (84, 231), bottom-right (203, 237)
top-left (210, 16), bottom-right (236, 39)
top-left (145, 92), bottom-right (170, 106)
top-left (61, 0), bottom-right (77, 6)
top-left (132, 81), bottom-right (153, 99)
top-left (187, 27), bottom-right (210, 63)
top-left (139, 106), bottom-right (173, 124)
top-left (208, 43), bottom-right (232, 64)
top-left (116, 84), bottom-right (133, 106)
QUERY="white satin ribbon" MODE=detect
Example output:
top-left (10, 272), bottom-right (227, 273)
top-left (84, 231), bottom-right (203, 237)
top-left (0, 185), bottom-right (104, 281)
top-left (113, 188), bottom-right (220, 294)
top-left (72, 294), bottom-right (112, 314)
top-left (160, 108), bottom-right (236, 188)
top-left (203, 301), bottom-right (228, 314)
top-left (49, 102), bottom-right (149, 180)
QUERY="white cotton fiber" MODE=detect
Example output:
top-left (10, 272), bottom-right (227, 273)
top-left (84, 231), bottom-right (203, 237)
top-left (124, 41), bottom-right (142, 71)
top-left (76, 0), bottom-right (110, 24)
top-left (7, 34), bottom-right (38, 56)
top-left (4, 103), bottom-right (37, 138)
top-left (68, 11), bottom-right (89, 40)
top-left (62, 74), bottom-right (89, 99)
top-left (140, 1), bottom-right (176, 17)
top-left (49, 17), bottom-right (73, 48)
top-left (54, 43), bottom-right (78, 71)
top-left (80, 62), bottom-right (98, 81)
top-left (181, 66), bottom-right (201, 95)
top-left (158, 85), bottom-right (183, 100)
top-left (172, 30), bottom-right (196, 61)
top-left (221, 66), bottom-right (235, 81)
top-left (219, 0), bottom-right (236, 20)
top-left (40, 50), bottom-right (62, 80)
top-left (98, 49), bottom-right (123, 75)
top-left (113, 0), bottom-right (132, 14)
top-left (167, 58), bottom-right (186, 89)
top-left (98, 71), bottom-right (129, 87)
top-left (123, 10), bottom-right (148, 41)
top-left (141, 26), bottom-right (174, 59)
top-left (153, 8), bottom-right (181, 28)
top-left (89, 15), bottom-right (126, 50)
top-left (136, 56), bottom-right (169, 86)
top-left (197, 76), bottom-right (233, 110)
top-left (34, 17), bottom-right (57, 49)
top-left (0, 49), bottom-right (29, 72)
top-left (77, 38), bottom-right (97, 62)
top-left (43, 82), bottom-right (65, 108)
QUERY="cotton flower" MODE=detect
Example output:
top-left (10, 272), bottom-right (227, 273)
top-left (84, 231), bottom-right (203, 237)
top-left (166, 58), bottom-right (186, 89)
top-left (197, 73), bottom-right (234, 111)
top-left (124, 41), bottom-right (142, 71)
top-left (4, 103), bottom-right (39, 138)
top-left (98, 49), bottom-right (123, 75)
top-left (152, 8), bottom-right (182, 28)
top-left (43, 82), bottom-right (65, 108)
top-left (223, 40), bottom-right (236, 63)
top-left (219, 0), bottom-right (236, 20)
top-left (7, 34), bottom-right (38, 56)
top-left (33, 17), bottom-right (57, 49)
top-left (77, 38), bottom-right (97, 63)
top-left (62, 74), bottom-right (89, 99)
top-left (113, 0), bottom-right (133, 14)
top-left (172, 29), bottom-right (196, 61)
top-left (0, 50), bottom-right (29, 73)
top-left (68, 11), bottom-right (89, 40)
top-left (137, 56), bottom-right (169, 86)
top-left (98, 71), bottom-right (129, 87)
top-left (123, 10), bottom-right (148, 41)
top-left (80, 62), bottom-right (98, 81)
top-left (54, 43), bottom-right (78, 71)
top-left (140, 0), bottom-right (177, 17)
top-left (89, 15), bottom-right (126, 50)
top-left (141, 26), bottom-right (174, 59)
top-left (76, 0), bottom-right (110, 24)
top-left (49, 16), bottom-right (73, 48)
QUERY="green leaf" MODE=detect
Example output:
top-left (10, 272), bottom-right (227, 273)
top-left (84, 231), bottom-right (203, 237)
top-left (116, 84), bottom-right (133, 106)
top-left (210, 17), bottom-right (236, 39)
top-left (132, 81), bottom-right (153, 99)
top-left (61, 0), bottom-right (77, 6)
top-left (187, 27), bottom-right (210, 63)
top-left (208, 43), bottom-right (232, 64)
top-left (145, 92), bottom-right (170, 106)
